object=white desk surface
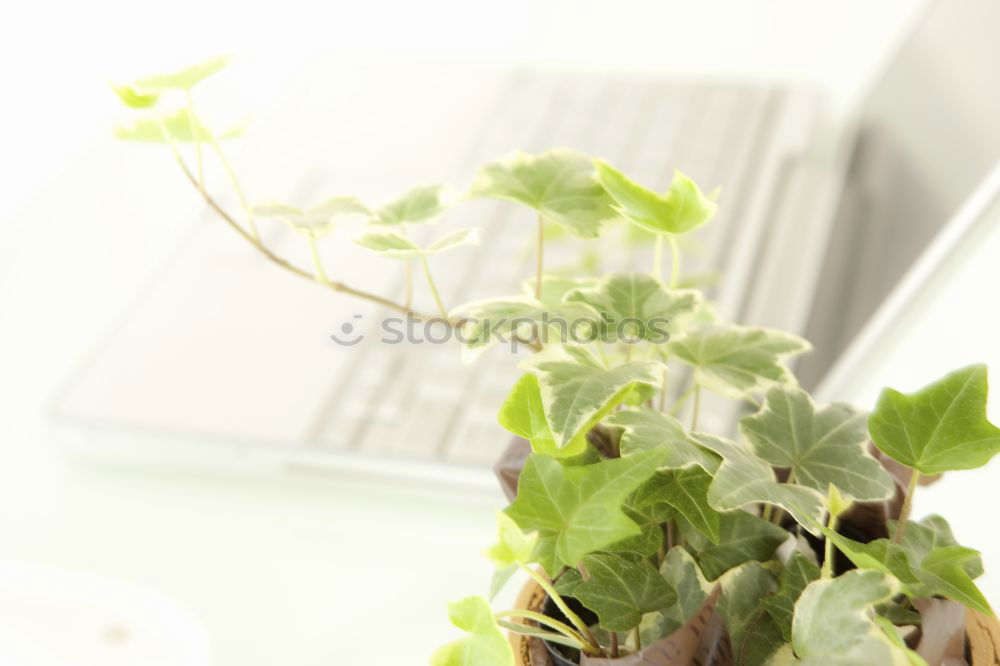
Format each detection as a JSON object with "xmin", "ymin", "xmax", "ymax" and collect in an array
[{"xmin": 0, "ymin": 2, "xmax": 954, "ymax": 663}]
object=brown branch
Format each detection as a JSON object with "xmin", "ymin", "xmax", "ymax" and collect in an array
[
  {"xmin": 171, "ymin": 154, "xmax": 543, "ymax": 353},
  {"xmin": 174, "ymin": 157, "xmax": 436, "ymax": 318}
]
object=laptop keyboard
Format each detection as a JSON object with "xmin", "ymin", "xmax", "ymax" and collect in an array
[{"xmin": 305, "ymin": 69, "xmax": 783, "ymax": 466}]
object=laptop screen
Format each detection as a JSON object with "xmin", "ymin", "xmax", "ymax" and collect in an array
[{"xmin": 799, "ymin": 0, "xmax": 1000, "ymax": 386}]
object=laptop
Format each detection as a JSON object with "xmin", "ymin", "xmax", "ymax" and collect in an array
[{"xmin": 51, "ymin": 0, "xmax": 1000, "ymax": 491}]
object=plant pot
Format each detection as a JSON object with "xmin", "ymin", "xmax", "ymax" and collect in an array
[{"xmin": 508, "ymin": 576, "xmax": 1000, "ymax": 666}]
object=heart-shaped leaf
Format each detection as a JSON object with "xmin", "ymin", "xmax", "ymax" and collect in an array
[
  {"xmin": 370, "ymin": 184, "xmax": 454, "ymax": 226},
  {"xmin": 680, "ymin": 509, "xmax": 789, "ymax": 580},
  {"xmin": 469, "ymin": 149, "xmax": 620, "ymax": 238},
  {"xmin": 605, "ymin": 407, "xmax": 720, "ymax": 473},
  {"xmin": 740, "ymin": 386, "xmax": 895, "ymax": 503},
  {"xmin": 355, "ymin": 228, "xmax": 479, "ymax": 258},
  {"xmin": 254, "ymin": 197, "xmax": 369, "ymax": 238},
  {"xmin": 485, "ymin": 512, "xmax": 538, "ymax": 568},
  {"xmin": 556, "ymin": 552, "xmax": 677, "ymax": 632},
  {"xmin": 693, "ymin": 433, "xmax": 826, "ymax": 533},
  {"xmin": 868, "ymin": 364, "xmax": 1000, "ymax": 475},
  {"xmin": 505, "ymin": 449, "xmax": 669, "ymax": 568},
  {"xmin": 497, "ymin": 373, "xmax": 587, "ymax": 458},
  {"xmin": 669, "ymin": 325, "xmax": 810, "ymax": 399},
  {"xmin": 525, "ymin": 358, "xmax": 663, "ymax": 450},
  {"xmin": 593, "ymin": 161, "xmax": 718, "ymax": 235},
  {"xmin": 779, "ymin": 570, "xmax": 920, "ymax": 665},
  {"xmin": 431, "ymin": 596, "xmax": 514, "ymax": 666},
  {"xmin": 824, "ymin": 516, "xmax": 991, "ymax": 615},
  {"xmin": 564, "ymin": 273, "xmax": 702, "ymax": 343}
]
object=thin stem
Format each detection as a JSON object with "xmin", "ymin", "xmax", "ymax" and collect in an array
[
  {"xmin": 535, "ymin": 214, "xmax": 545, "ymax": 300},
  {"xmin": 761, "ymin": 504, "xmax": 774, "ymax": 523},
  {"xmin": 519, "ymin": 564, "xmax": 602, "ymax": 656},
  {"xmin": 653, "ymin": 234, "xmax": 664, "ymax": 280},
  {"xmin": 185, "ymin": 91, "xmax": 205, "ymax": 193},
  {"xmin": 495, "ymin": 610, "xmax": 587, "ymax": 647},
  {"xmin": 667, "ymin": 234, "xmax": 681, "ymax": 287},
  {"xmin": 610, "ymin": 632, "xmax": 619, "ymax": 658},
  {"xmin": 657, "ymin": 361, "xmax": 670, "ymax": 412},
  {"xmin": 690, "ymin": 384, "xmax": 702, "ymax": 430},
  {"xmin": 669, "ymin": 383, "xmax": 697, "ymax": 416},
  {"xmin": 404, "ymin": 260, "xmax": 414, "ymax": 309},
  {"xmin": 170, "ymin": 153, "xmax": 433, "ymax": 318},
  {"xmin": 822, "ymin": 511, "xmax": 839, "ymax": 579},
  {"xmin": 894, "ymin": 471, "xmax": 920, "ymax": 544},
  {"xmin": 208, "ymin": 137, "xmax": 259, "ymax": 240},
  {"xmin": 307, "ymin": 236, "xmax": 329, "ymax": 284},
  {"xmin": 633, "ymin": 626, "xmax": 641, "ymax": 652},
  {"xmin": 420, "ymin": 255, "xmax": 449, "ymax": 319}
]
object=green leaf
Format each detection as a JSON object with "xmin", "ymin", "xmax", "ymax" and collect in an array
[
  {"xmin": 522, "ymin": 275, "xmax": 598, "ymax": 310},
  {"xmin": 644, "ymin": 548, "xmax": 782, "ymax": 661},
  {"xmin": 115, "ymin": 108, "xmax": 213, "ymax": 143},
  {"xmin": 110, "ymin": 84, "xmax": 159, "ymax": 109},
  {"xmin": 505, "ymin": 449, "xmax": 668, "ymax": 567},
  {"xmin": 681, "ymin": 509, "xmax": 788, "ymax": 580},
  {"xmin": 132, "ymin": 55, "xmax": 231, "ymax": 91},
  {"xmin": 558, "ymin": 552, "xmax": 676, "ymax": 632},
  {"xmin": 868, "ymin": 364, "xmax": 1000, "ymax": 475},
  {"xmin": 740, "ymin": 386, "xmax": 895, "ymax": 503},
  {"xmin": 485, "ymin": 512, "xmax": 538, "ymax": 568},
  {"xmin": 451, "ymin": 295, "xmax": 596, "ymax": 354},
  {"xmin": 254, "ymin": 197, "xmax": 369, "ymax": 238},
  {"xmin": 785, "ymin": 570, "xmax": 918, "ymax": 665},
  {"xmin": 593, "ymin": 161, "xmax": 718, "ymax": 235},
  {"xmin": 669, "ymin": 325, "xmax": 810, "ymax": 399},
  {"xmin": 823, "ymin": 516, "xmax": 992, "ymax": 615},
  {"xmin": 469, "ymin": 149, "xmax": 620, "ymax": 239},
  {"xmin": 605, "ymin": 407, "xmax": 720, "ymax": 473},
  {"xmin": 607, "ymin": 473, "xmax": 676, "ymax": 557},
  {"xmin": 692, "ymin": 433, "xmax": 826, "ymax": 533},
  {"xmin": 354, "ymin": 228, "xmax": 478, "ymax": 258},
  {"xmin": 761, "ymin": 552, "xmax": 821, "ymax": 642},
  {"xmin": 659, "ymin": 467, "xmax": 722, "ymax": 545},
  {"xmin": 431, "ymin": 596, "xmax": 513, "ymax": 666},
  {"xmin": 563, "ymin": 273, "xmax": 701, "ymax": 343},
  {"xmin": 370, "ymin": 184, "xmax": 453, "ymax": 226},
  {"xmin": 716, "ymin": 561, "xmax": 781, "ymax": 662},
  {"xmin": 526, "ymin": 358, "xmax": 663, "ymax": 450},
  {"xmin": 497, "ymin": 374, "xmax": 583, "ymax": 457}
]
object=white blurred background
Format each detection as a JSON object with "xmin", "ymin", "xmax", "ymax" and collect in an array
[{"xmin": 8, "ymin": 1, "xmax": 1000, "ymax": 665}]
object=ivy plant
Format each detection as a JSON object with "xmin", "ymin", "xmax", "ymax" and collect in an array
[{"xmin": 113, "ymin": 57, "xmax": 999, "ymax": 666}]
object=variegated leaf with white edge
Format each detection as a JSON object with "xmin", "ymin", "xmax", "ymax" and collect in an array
[
  {"xmin": 669, "ymin": 325, "xmax": 810, "ymax": 399},
  {"xmin": 740, "ymin": 386, "xmax": 895, "ymax": 503}
]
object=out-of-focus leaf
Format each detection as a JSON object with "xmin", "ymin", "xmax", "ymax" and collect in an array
[
  {"xmin": 564, "ymin": 272, "xmax": 702, "ymax": 343},
  {"xmin": 669, "ymin": 325, "xmax": 810, "ymax": 399},
  {"xmin": 355, "ymin": 228, "xmax": 478, "ymax": 258},
  {"xmin": 681, "ymin": 509, "xmax": 788, "ymax": 580},
  {"xmin": 133, "ymin": 55, "xmax": 231, "ymax": 91},
  {"xmin": 593, "ymin": 161, "xmax": 718, "ymax": 235},
  {"xmin": 370, "ymin": 184, "xmax": 453, "ymax": 225},
  {"xmin": 469, "ymin": 149, "xmax": 621, "ymax": 238},
  {"xmin": 110, "ymin": 84, "xmax": 159, "ymax": 108},
  {"xmin": 431, "ymin": 596, "xmax": 514, "ymax": 666},
  {"xmin": 254, "ymin": 197, "xmax": 369, "ymax": 238},
  {"xmin": 761, "ymin": 552, "xmax": 821, "ymax": 642}
]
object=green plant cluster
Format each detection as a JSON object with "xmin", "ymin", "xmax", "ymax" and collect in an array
[{"xmin": 112, "ymin": 58, "xmax": 1000, "ymax": 666}]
